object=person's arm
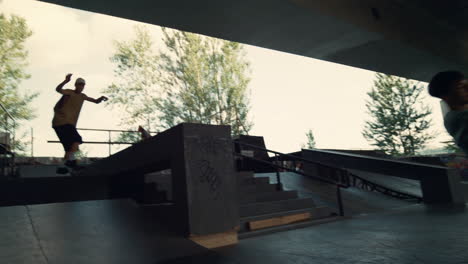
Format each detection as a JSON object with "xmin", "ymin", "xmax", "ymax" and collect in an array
[
  {"xmin": 56, "ymin": 73, "xmax": 73, "ymax": 95},
  {"xmin": 84, "ymin": 95, "xmax": 108, "ymax": 104}
]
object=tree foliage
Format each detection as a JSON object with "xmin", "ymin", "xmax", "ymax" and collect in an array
[
  {"xmin": 362, "ymin": 73, "xmax": 434, "ymax": 156},
  {"xmin": 104, "ymin": 26, "xmax": 252, "ymax": 138},
  {"xmin": 0, "ymin": 14, "xmax": 37, "ymax": 153},
  {"xmin": 103, "ymin": 26, "xmax": 160, "ymax": 134},
  {"xmin": 302, "ymin": 129, "xmax": 316, "ymax": 149},
  {"xmin": 157, "ymin": 28, "xmax": 252, "ymax": 135}
]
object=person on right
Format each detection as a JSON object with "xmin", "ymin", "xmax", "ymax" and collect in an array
[{"xmin": 428, "ymin": 71, "xmax": 468, "ymax": 154}]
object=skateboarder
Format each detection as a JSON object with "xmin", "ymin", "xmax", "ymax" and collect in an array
[
  {"xmin": 428, "ymin": 71, "xmax": 468, "ymax": 154},
  {"xmin": 53, "ymin": 73, "xmax": 108, "ymax": 174}
]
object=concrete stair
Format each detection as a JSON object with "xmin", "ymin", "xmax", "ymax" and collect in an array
[
  {"xmin": 240, "ymin": 197, "xmax": 316, "ymax": 217},
  {"xmin": 241, "ymin": 182, "xmax": 278, "ymax": 193},
  {"xmin": 239, "ymin": 176, "xmax": 270, "ymax": 186},
  {"xmin": 237, "ymin": 171, "xmax": 338, "ymax": 237},
  {"xmin": 240, "ymin": 190, "xmax": 298, "ymax": 204}
]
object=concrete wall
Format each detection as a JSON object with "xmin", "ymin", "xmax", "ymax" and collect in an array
[{"xmin": 79, "ymin": 123, "xmax": 239, "ymax": 236}]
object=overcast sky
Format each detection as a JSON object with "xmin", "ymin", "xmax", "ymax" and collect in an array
[{"xmin": 1, "ymin": 0, "xmax": 451, "ymax": 157}]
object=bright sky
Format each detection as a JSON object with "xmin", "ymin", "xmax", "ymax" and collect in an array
[{"xmin": 1, "ymin": 0, "xmax": 452, "ymax": 157}]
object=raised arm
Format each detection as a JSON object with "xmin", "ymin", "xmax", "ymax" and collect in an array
[
  {"xmin": 84, "ymin": 95, "xmax": 108, "ymax": 104},
  {"xmin": 56, "ymin": 73, "xmax": 73, "ymax": 95}
]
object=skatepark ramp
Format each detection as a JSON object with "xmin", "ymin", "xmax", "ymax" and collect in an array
[
  {"xmin": 300, "ymin": 148, "xmax": 465, "ymax": 204},
  {"xmin": 233, "ymin": 141, "xmax": 419, "ymax": 218},
  {"xmin": 232, "ymin": 135, "xmax": 465, "ymax": 206}
]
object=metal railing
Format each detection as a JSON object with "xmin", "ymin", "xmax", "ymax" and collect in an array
[
  {"xmin": 0, "ymin": 102, "xmax": 16, "ymax": 151},
  {"xmin": 348, "ymin": 173, "xmax": 422, "ymax": 201},
  {"xmin": 234, "ymin": 141, "xmax": 425, "ymax": 216},
  {"xmin": 48, "ymin": 127, "xmax": 158, "ymax": 156},
  {"xmin": 275, "ymin": 149, "xmax": 422, "ymax": 201},
  {"xmin": 0, "ymin": 102, "xmax": 16, "ymax": 177},
  {"xmin": 234, "ymin": 141, "xmax": 348, "ymax": 216}
]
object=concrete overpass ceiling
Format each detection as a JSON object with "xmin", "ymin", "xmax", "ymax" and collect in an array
[
  {"xmin": 406, "ymin": 0, "xmax": 468, "ymax": 31},
  {"xmin": 38, "ymin": 0, "xmax": 468, "ymax": 82}
]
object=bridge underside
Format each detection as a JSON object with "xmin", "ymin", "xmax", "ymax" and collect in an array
[{"xmin": 39, "ymin": 0, "xmax": 468, "ymax": 81}]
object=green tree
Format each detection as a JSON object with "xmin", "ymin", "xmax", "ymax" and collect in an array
[
  {"xmin": 302, "ymin": 129, "xmax": 316, "ymax": 149},
  {"xmin": 158, "ymin": 28, "xmax": 252, "ymax": 135},
  {"xmin": 104, "ymin": 26, "xmax": 253, "ymax": 138},
  {"xmin": 103, "ymin": 25, "xmax": 160, "ymax": 143},
  {"xmin": 0, "ymin": 14, "xmax": 37, "ymax": 153},
  {"xmin": 362, "ymin": 73, "xmax": 434, "ymax": 156}
]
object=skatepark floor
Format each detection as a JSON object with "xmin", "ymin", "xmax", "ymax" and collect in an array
[
  {"xmin": 1, "ymin": 199, "xmax": 468, "ymax": 264},
  {"xmin": 214, "ymin": 204, "xmax": 468, "ymax": 264},
  {"xmin": 4, "ymin": 167, "xmax": 466, "ymax": 263}
]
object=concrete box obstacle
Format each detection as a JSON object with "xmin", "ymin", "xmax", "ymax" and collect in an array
[{"xmin": 78, "ymin": 123, "xmax": 240, "ymax": 245}]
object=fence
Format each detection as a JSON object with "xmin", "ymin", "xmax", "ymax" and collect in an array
[{"xmin": 48, "ymin": 127, "xmax": 158, "ymax": 156}]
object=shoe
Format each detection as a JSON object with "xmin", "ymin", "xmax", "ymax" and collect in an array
[{"xmin": 56, "ymin": 167, "xmax": 69, "ymax": 174}]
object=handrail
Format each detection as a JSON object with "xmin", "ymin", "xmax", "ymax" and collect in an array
[
  {"xmin": 347, "ymin": 172, "xmax": 422, "ymax": 201},
  {"xmin": 288, "ymin": 149, "xmax": 422, "ymax": 201},
  {"xmin": 271, "ymin": 149, "xmax": 422, "ymax": 200},
  {"xmin": 234, "ymin": 140, "xmax": 424, "ymax": 213},
  {"xmin": 234, "ymin": 140, "xmax": 347, "ymax": 216},
  {"xmin": 237, "ymin": 153, "xmax": 347, "ymax": 188},
  {"xmin": 235, "ymin": 141, "xmax": 355, "ymax": 176},
  {"xmin": 47, "ymin": 140, "xmax": 135, "ymax": 145},
  {"xmin": 236, "ymin": 153, "xmax": 346, "ymax": 216},
  {"xmin": 78, "ymin": 127, "xmax": 158, "ymax": 156},
  {"xmin": 48, "ymin": 127, "xmax": 158, "ymax": 156},
  {"xmin": 300, "ymin": 148, "xmax": 447, "ymax": 181},
  {"xmin": 76, "ymin": 128, "xmax": 158, "ymax": 134}
]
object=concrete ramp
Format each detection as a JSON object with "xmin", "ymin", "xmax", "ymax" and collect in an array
[
  {"xmin": 347, "ymin": 169, "xmax": 422, "ymax": 197},
  {"xmin": 0, "ymin": 199, "xmax": 215, "ymax": 264},
  {"xmin": 257, "ymin": 172, "xmax": 417, "ymax": 216},
  {"xmin": 301, "ymin": 148, "xmax": 465, "ymax": 204}
]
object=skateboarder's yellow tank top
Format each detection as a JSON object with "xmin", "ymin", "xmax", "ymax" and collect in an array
[{"xmin": 52, "ymin": 89, "xmax": 86, "ymax": 127}]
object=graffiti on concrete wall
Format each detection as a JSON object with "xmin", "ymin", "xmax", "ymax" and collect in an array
[
  {"xmin": 197, "ymin": 159, "xmax": 222, "ymax": 200},
  {"xmin": 189, "ymin": 136, "xmax": 232, "ymax": 200}
]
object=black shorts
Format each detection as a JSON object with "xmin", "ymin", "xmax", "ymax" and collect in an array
[{"xmin": 53, "ymin": 124, "xmax": 83, "ymax": 152}]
